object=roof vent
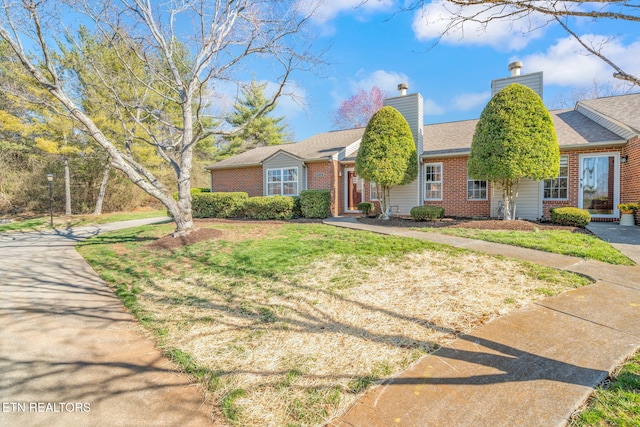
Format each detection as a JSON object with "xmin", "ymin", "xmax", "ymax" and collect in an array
[
  {"xmin": 509, "ymin": 61, "xmax": 523, "ymax": 76},
  {"xmin": 397, "ymin": 83, "xmax": 408, "ymax": 96}
]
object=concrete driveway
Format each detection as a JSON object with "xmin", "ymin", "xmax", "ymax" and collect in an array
[{"xmin": 0, "ymin": 219, "xmax": 215, "ymax": 426}]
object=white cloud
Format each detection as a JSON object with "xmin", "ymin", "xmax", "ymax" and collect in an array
[
  {"xmin": 349, "ymin": 69, "xmax": 411, "ymax": 95},
  {"xmin": 267, "ymin": 81, "xmax": 308, "ymax": 118},
  {"xmin": 296, "ymin": 0, "xmax": 393, "ymax": 27},
  {"xmin": 411, "ymin": 1, "xmax": 547, "ymax": 51},
  {"xmin": 521, "ymin": 35, "xmax": 640, "ymax": 87},
  {"xmin": 451, "ymin": 91, "xmax": 490, "ymax": 110},
  {"xmin": 424, "ymin": 98, "xmax": 446, "ymax": 115}
]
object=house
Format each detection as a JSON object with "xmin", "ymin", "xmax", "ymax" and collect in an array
[{"xmin": 207, "ymin": 63, "xmax": 640, "ymax": 222}]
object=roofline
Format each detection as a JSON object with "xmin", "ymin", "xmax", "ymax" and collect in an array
[
  {"xmin": 206, "ymin": 156, "xmax": 334, "ymax": 171},
  {"xmin": 576, "ymin": 103, "xmax": 638, "ymax": 139},
  {"xmin": 303, "ymin": 157, "xmax": 333, "ymax": 163},
  {"xmin": 558, "ymin": 140, "xmax": 627, "ymax": 151},
  {"xmin": 206, "ymin": 162, "xmax": 262, "ymax": 170},
  {"xmin": 421, "ymin": 139, "xmax": 628, "ymax": 160},
  {"xmin": 263, "ymin": 149, "xmax": 305, "ymax": 164}
]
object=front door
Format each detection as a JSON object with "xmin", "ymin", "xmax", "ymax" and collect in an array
[
  {"xmin": 579, "ymin": 153, "xmax": 620, "ymax": 218},
  {"xmin": 345, "ymin": 169, "xmax": 363, "ymax": 211}
]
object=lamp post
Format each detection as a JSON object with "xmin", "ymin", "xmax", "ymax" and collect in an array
[{"xmin": 47, "ymin": 173, "xmax": 53, "ymax": 227}]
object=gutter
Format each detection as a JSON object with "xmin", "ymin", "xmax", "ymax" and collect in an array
[
  {"xmin": 420, "ymin": 139, "xmax": 628, "ymax": 160},
  {"xmin": 205, "ymin": 163, "xmax": 262, "ymax": 171}
]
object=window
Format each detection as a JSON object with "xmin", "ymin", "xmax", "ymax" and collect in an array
[
  {"xmin": 267, "ymin": 167, "xmax": 298, "ymax": 196},
  {"xmin": 425, "ymin": 163, "xmax": 442, "ymax": 200},
  {"xmin": 544, "ymin": 155, "xmax": 568, "ymax": 199},
  {"xmin": 467, "ymin": 179, "xmax": 487, "ymax": 200},
  {"xmin": 369, "ymin": 182, "xmax": 378, "ymax": 200}
]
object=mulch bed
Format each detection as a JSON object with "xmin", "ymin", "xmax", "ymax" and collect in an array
[{"xmin": 357, "ymin": 216, "xmax": 590, "ymax": 234}]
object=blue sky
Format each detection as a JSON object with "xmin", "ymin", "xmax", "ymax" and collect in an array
[{"xmin": 256, "ymin": 1, "xmax": 640, "ymax": 142}]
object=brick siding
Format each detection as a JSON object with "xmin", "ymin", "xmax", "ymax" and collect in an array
[
  {"xmin": 210, "ymin": 166, "xmax": 263, "ymax": 196},
  {"xmin": 421, "ymin": 156, "xmax": 491, "ymax": 218},
  {"xmin": 209, "ymin": 139, "xmax": 638, "ymax": 221},
  {"xmin": 307, "ymin": 161, "xmax": 339, "ymax": 216}
]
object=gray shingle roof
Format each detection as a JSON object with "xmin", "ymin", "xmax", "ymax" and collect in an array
[
  {"xmin": 207, "ymin": 93, "xmax": 638, "ymax": 168},
  {"xmin": 422, "ymin": 108, "xmax": 627, "ymax": 157},
  {"xmin": 579, "ymin": 93, "xmax": 640, "ymax": 133},
  {"xmin": 206, "ymin": 127, "xmax": 365, "ymax": 170}
]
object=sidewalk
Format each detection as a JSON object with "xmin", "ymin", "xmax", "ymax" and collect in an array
[
  {"xmin": 324, "ymin": 217, "xmax": 640, "ymax": 427},
  {"xmin": 0, "ymin": 218, "xmax": 217, "ymax": 427}
]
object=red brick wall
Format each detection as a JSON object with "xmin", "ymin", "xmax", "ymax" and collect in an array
[
  {"xmin": 307, "ymin": 161, "xmax": 339, "ymax": 216},
  {"xmin": 421, "ymin": 157, "xmax": 491, "ymax": 218},
  {"xmin": 210, "ymin": 166, "xmax": 263, "ymax": 196},
  {"xmin": 621, "ymin": 136, "xmax": 640, "ymax": 223}
]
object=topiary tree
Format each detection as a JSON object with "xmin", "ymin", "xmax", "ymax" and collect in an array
[
  {"xmin": 468, "ymin": 84, "xmax": 559, "ymax": 220},
  {"xmin": 356, "ymin": 106, "xmax": 418, "ymax": 219}
]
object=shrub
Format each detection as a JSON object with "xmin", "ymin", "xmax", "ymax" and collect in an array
[
  {"xmin": 191, "ymin": 192, "xmax": 248, "ymax": 218},
  {"xmin": 357, "ymin": 202, "xmax": 375, "ymax": 216},
  {"xmin": 550, "ymin": 207, "xmax": 591, "ymax": 228},
  {"xmin": 191, "ymin": 187, "xmax": 210, "ymax": 195},
  {"xmin": 241, "ymin": 196, "xmax": 294, "ymax": 220},
  {"xmin": 410, "ymin": 205, "xmax": 444, "ymax": 221},
  {"xmin": 300, "ymin": 190, "xmax": 332, "ymax": 218},
  {"xmin": 291, "ymin": 196, "xmax": 302, "ymax": 218}
]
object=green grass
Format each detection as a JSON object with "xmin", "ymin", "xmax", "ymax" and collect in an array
[
  {"xmin": 76, "ymin": 221, "xmax": 592, "ymax": 425},
  {"xmin": 0, "ymin": 217, "xmax": 49, "ymax": 232},
  {"xmin": 415, "ymin": 227, "xmax": 634, "ymax": 265},
  {"xmin": 0, "ymin": 209, "xmax": 167, "ymax": 232},
  {"xmin": 571, "ymin": 351, "xmax": 640, "ymax": 426}
]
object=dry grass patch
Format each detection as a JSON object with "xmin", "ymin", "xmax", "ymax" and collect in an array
[
  {"xmin": 140, "ymin": 252, "xmax": 586, "ymax": 426},
  {"xmin": 78, "ymin": 222, "xmax": 590, "ymax": 426}
]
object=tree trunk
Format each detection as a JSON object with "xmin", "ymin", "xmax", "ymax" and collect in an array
[
  {"xmin": 501, "ymin": 179, "xmax": 520, "ymax": 221},
  {"xmin": 93, "ymin": 160, "xmax": 111, "ymax": 216},
  {"xmin": 379, "ymin": 185, "xmax": 391, "ymax": 220},
  {"xmin": 64, "ymin": 157, "xmax": 71, "ymax": 216}
]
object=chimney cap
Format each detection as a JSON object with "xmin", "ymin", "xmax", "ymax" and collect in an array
[
  {"xmin": 397, "ymin": 83, "xmax": 409, "ymax": 90},
  {"xmin": 509, "ymin": 61, "xmax": 523, "ymax": 76}
]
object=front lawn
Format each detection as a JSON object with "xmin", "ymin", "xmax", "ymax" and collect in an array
[
  {"xmin": 0, "ymin": 209, "xmax": 167, "ymax": 232},
  {"xmin": 78, "ymin": 220, "xmax": 591, "ymax": 426},
  {"xmin": 571, "ymin": 351, "xmax": 640, "ymax": 426},
  {"xmin": 415, "ymin": 227, "xmax": 634, "ymax": 265}
]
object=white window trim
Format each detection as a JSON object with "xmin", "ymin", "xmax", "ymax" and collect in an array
[
  {"xmin": 369, "ymin": 182, "xmax": 379, "ymax": 201},
  {"xmin": 266, "ymin": 167, "xmax": 299, "ymax": 196},
  {"xmin": 543, "ymin": 155, "xmax": 569, "ymax": 200},
  {"xmin": 467, "ymin": 178, "xmax": 488, "ymax": 200},
  {"xmin": 424, "ymin": 162, "xmax": 443, "ymax": 201}
]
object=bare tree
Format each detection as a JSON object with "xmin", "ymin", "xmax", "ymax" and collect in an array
[
  {"xmin": 552, "ymin": 79, "xmax": 639, "ymax": 109},
  {"xmin": 0, "ymin": 0, "xmax": 318, "ymax": 236},
  {"xmin": 404, "ymin": 0, "xmax": 640, "ymax": 86}
]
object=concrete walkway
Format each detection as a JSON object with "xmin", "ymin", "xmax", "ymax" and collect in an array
[
  {"xmin": 325, "ymin": 217, "xmax": 640, "ymax": 427},
  {"xmin": 0, "ymin": 218, "xmax": 216, "ymax": 427}
]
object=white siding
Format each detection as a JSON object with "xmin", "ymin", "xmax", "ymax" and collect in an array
[
  {"xmin": 491, "ymin": 72, "xmax": 543, "ymax": 99},
  {"xmin": 384, "ymin": 92, "xmax": 424, "ymax": 212},
  {"xmin": 389, "ymin": 182, "xmax": 420, "ymax": 215},
  {"xmin": 491, "ymin": 179, "xmax": 542, "ymax": 220}
]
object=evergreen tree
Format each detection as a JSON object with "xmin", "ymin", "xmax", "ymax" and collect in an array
[
  {"xmin": 468, "ymin": 83, "xmax": 559, "ymax": 220},
  {"xmin": 218, "ymin": 81, "xmax": 289, "ymax": 159},
  {"xmin": 355, "ymin": 106, "xmax": 418, "ymax": 219}
]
